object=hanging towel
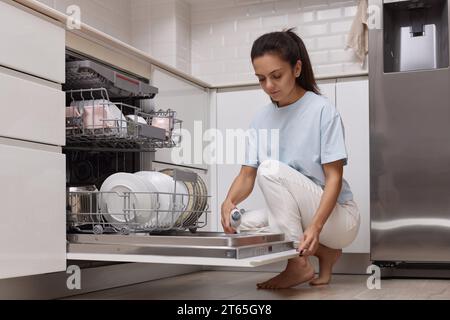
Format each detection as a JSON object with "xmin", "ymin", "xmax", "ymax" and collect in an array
[{"xmin": 346, "ymin": 0, "xmax": 369, "ymax": 65}]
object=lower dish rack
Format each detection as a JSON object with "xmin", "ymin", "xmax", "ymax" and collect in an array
[
  {"xmin": 67, "ymin": 169, "xmax": 209, "ymax": 234},
  {"xmin": 66, "ymin": 169, "xmax": 298, "ymax": 266}
]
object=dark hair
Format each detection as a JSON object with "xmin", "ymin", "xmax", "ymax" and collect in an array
[{"xmin": 251, "ymin": 27, "xmax": 320, "ymax": 95}]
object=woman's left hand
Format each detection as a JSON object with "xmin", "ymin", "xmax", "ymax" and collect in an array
[{"xmin": 297, "ymin": 224, "xmax": 321, "ymax": 256}]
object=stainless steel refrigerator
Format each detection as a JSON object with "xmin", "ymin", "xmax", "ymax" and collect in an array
[{"xmin": 369, "ymin": 0, "xmax": 450, "ymax": 273}]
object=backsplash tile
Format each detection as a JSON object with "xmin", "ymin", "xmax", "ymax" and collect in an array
[
  {"xmin": 190, "ymin": 0, "xmax": 367, "ymax": 85},
  {"xmin": 317, "ymin": 8, "xmax": 342, "ymax": 21},
  {"xmin": 299, "ymin": 23, "xmax": 329, "ymax": 37},
  {"xmin": 37, "ymin": 0, "xmax": 367, "ymax": 85},
  {"xmin": 317, "ymin": 35, "xmax": 344, "ymax": 49}
]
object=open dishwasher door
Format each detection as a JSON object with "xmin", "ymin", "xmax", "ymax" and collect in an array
[{"xmin": 67, "ymin": 232, "xmax": 298, "ymax": 268}]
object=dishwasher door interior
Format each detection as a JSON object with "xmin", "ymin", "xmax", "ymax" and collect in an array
[{"xmin": 67, "ymin": 232, "xmax": 298, "ymax": 268}]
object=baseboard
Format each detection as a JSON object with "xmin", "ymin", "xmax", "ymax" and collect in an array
[{"xmin": 0, "ymin": 261, "xmax": 201, "ymax": 300}]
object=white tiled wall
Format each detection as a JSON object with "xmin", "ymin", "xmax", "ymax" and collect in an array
[
  {"xmin": 37, "ymin": 0, "xmax": 132, "ymax": 43},
  {"xmin": 175, "ymin": 0, "xmax": 192, "ymax": 74},
  {"xmin": 37, "ymin": 0, "xmax": 366, "ymax": 85},
  {"xmin": 190, "ymin": 0, "xmax": 367, "ymax": 85},
  {"xmin": 130, "ymin": 0, "xmax": 191, "ymax": 74},
  {"xmin": 131, "ymin": 0, "xmax": 152, "ymax": 54}
]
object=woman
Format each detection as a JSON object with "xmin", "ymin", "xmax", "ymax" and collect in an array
[{"xmin": 220, "ymin": 28, "xmax": 361, "ymax": 289}]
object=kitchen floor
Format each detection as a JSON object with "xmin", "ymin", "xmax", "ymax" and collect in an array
[{"xmin": 64, "ymin": 271, "xmax": 450, "ymax": 300}]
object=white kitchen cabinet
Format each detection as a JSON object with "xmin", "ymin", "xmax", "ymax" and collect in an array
[
  {"xmin": 0, "ymin": 140, "xmax": 66, "ymax": 279},
  {"xmin": 0, "ymin": 1, "xmax": 67, "ymax": 280},
  {"xmin": 0, "ymin": 0, "xmax": 65, "ymax": 83},
  {"xmin": 151, "ymin": 66, "xmax": 209, "ymax": 171},
  {"xmin": 336, "ymin": 77, "xmax": 370, "ymax": 253},
  {"xmin": 317, "ymin": 79, "xmax": 336, "ymax": 105},
  {"xmin": 319, "ymin": 77, "xmax": 370, "ymax": 253},
  {"xmin": 216, "ymin": 87, "xmax": 272, "ymax": 231},
  {"xmin": 0, "ymin": 68, "xmax": 65, "ymax": 146}
]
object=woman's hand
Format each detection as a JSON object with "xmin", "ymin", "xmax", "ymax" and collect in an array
[
  {"xmin": 297, "ymin": 224, "xmax": 322, "ymax": 256},
  {"xmin": 221, "ymin": 199, "xmax": 237, "ymax": 234}
]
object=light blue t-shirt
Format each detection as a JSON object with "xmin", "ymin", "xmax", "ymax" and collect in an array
[{"xmin": 243, "ymin": 90, "xmax": 353, "ymax": 204}]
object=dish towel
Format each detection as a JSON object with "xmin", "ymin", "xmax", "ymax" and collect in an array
[{"xmin": 346, "ymin": 0, "xmax": 369, "ymax": 65}]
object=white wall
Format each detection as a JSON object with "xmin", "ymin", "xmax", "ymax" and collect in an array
[
  {"xmin": 38, "ymin": 0, "xmax": 366, "ymax": 84},
  {"xmin": 130, "ymin": 0, "xmax": 191, "ymax": 74},
  {"xmin": 37, "ymin": 0, "xmax": 132, "ymax": 43},
  {"xmin": 150, "ymin": 66, "xmax": 209, "ymax": 170},
  {"xmin": 190, "ymin": 0, "xmax": 367, "ymax": 85},
  {"xmin": 175, "ymin": 0, "xmax": 192, "ymax": 74}
]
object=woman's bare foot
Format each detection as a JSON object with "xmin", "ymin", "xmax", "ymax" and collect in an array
[
  {"xmin": 309, "ymin": 244, "xmax": 342, "ymax": 286},
  {"xmin": 257, "ymin": 256, "xmax": 315, "ymax": 289}
]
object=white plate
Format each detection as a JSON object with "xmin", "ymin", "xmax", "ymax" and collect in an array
[
  {"xmin": 126, "ymin": 115, "xmax": 147, "ymax": 124},
  {"xmin": 158, "ymin": 168, "xmax": 197, "ymax": 228},
  {"xmin": 135, "ymin": 171, "xmax": 187, "ymax": 228},
  {"xmin": 184, "ymin": 174, "xmax": 208, "ymax": 227},
  {"xmin": 131, "ymin": 172, "xmax": 159, "ymax": 227},
  {"xmin": 99, "ymin": 173, "xmax": 155, "ymax": 229},
  {"xmin": 97, "ymin": 100, "xmax": 127, "ymax": 134},
  {"xmin": 76, "ymin": 99, "xmax": 127, "ymax": 133}
]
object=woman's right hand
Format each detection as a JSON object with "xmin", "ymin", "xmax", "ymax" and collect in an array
[
  {"xmin": 220, "ymin": 166, "xmax": 257, "ymax": 234},
  {"xmin": 221, "ymin": 199, "xmax": 237, "ymax": 234}
]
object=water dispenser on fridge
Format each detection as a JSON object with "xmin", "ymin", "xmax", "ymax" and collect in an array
[{"xmin": 383, "ymin": 0, "xmax": 449, "ymax": 72}]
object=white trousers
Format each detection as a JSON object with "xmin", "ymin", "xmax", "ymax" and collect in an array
[{"xmin": 239, "ymin": 159, "xmax": 360, "ymax": 250}]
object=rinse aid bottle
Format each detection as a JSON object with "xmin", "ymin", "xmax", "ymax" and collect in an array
[{"xmin": 229, "ymin": 208, "xmax": 246, "ymax": 230}]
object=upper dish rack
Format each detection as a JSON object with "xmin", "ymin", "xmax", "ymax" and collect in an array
[
  {"xmin": 64, "ymin": 59, "xmax": 158, "ymax": 99},
  {"xmin": 65, "ymin": 88, "xmax": 182, "ymax": 152}
]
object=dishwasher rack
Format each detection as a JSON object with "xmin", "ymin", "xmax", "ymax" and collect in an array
[
  {"xmin": 65, "ymin": 88, "xmax": 182, "ymax": 152},
  {"xmin": 65, "ymin": 59, "xmax": 158, "ymax": 99},
  {"xmin": 67, "ymin": 169, "xmax": 210, "ymax": 234}
]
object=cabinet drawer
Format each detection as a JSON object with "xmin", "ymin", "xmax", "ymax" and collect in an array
[
  {"xmin": 0, "ymin": 1, "xmax": 65, "ymax": 83},
  {"xmin": 0, "ymin": 70, "xmax": 65, "ymax": 146},
  {"xmin": 0, "ymin": 142, "xmax": 66, "ymax": 279}
]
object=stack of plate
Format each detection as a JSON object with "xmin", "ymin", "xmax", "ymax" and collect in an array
[
  {"xmin": 134, "ymin": 171, "xmax": 187, "ymax": 228},
  {"xmin": 159, "ymin": 168, "xmax": 208, "ymax": 229},
  {"xmin": 99, "ymin": 171, "xmax": 190, "ymax": 230},
  {"xmin": 99, "ymin": 173, "xmax": 155, "ymax": 229}
]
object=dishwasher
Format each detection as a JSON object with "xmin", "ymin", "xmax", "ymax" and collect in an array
[{"xmin": 63, "ymin": 50, "xmax": 297, "ymax": 268}]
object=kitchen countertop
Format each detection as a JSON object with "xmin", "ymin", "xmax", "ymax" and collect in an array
[{"xmin": 13, "ymin": 0, "xmax": 368, "ymax": 89}]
